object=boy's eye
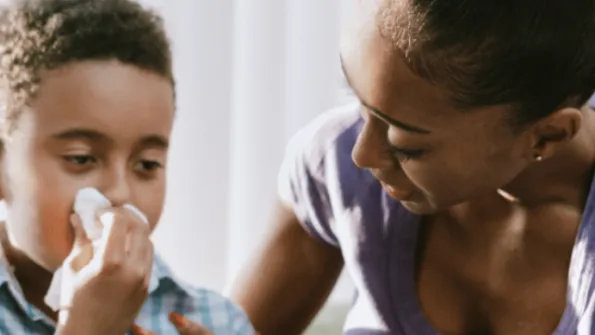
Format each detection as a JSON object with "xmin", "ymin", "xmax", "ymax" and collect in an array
[
  {"xmin": 136, "ymin": 160, "xmax": 163, "ymax": 171},
  {"xmin": 63, "ymin": 155, "xmax": 97, "ymax": 165}
]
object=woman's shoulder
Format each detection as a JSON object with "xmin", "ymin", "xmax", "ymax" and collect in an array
[
  {"xmin": 279, "ymin": 102, "xmax": 374, "ymax": 203},
  {"xmin": 284, "ymin": 103, "xmax": 362, "ymax": 171}
]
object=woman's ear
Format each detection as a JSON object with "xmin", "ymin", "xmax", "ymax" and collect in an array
[{"xmin": 527, "ymin": 107, "xmax": 582, "ymax": 160}]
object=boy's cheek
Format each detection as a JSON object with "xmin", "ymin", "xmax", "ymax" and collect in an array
[
  {"xmin": 9, "ymin": 176, "xmax": 78, "ymax": 269},
  {"xmin": 36, "ymin": 200, "xmax": 77, "ymax": 269},
  {"xmin": 4, "ymin": 208, "xmax": 72, "ymax": 271},
  {"xmin": 137, "ymin": 183, "xmax": 166, "ymax": 233}
]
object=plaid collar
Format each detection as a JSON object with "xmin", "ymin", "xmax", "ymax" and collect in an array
[{"xmin": 0, "ymin": 246, "xmax": 188, "ymax": 326}]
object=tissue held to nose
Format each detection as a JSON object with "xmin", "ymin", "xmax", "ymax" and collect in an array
[
  {"xmin": 73, "ymin": 188, "xmax": 111, "ymax": 241},
  {"xmin": 44, "ymin": 187, "xmax": 150, "ymax": 311},
  {"xmin": 74, "ymin": 188, "xmax": 148, "ymax": 240}
]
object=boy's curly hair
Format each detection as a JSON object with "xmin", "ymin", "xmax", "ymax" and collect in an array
[{"xmin": 0, "ymin": 0, "xmax": 173, "ymax": 133}]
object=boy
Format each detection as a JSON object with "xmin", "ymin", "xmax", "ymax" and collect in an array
[{"xmin": 0, "ymin": 0, "xmax": 254, "ymax": 334}]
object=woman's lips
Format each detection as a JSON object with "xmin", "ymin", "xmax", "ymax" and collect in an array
[{"xmin": 380, "ymin": 181, "xmax": 412, "ymax": 201}]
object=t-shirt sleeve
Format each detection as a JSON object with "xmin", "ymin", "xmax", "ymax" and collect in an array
[
  {"xmin": 277, "ymin": 103, "xmax": 364, "ymax": 248},
  {"xmin": 277, "ymin": 127, "xmax": 339, "ymax": 247}
]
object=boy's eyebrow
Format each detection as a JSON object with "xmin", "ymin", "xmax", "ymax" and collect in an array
[
  {"xmin": 52, "ymin": 128, "xmax": 108, "ymax": 141},
  {"xmin": 139, "ymin": 135, "xmax": 169, "ymax": 149},
  {"xmin": 51, "ymin": 128, "xmax": 169, "ymax": 148}
]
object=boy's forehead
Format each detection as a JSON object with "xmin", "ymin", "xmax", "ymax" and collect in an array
[
  {"xmin": 29, "ymin": 61, "xmax": 174, "ymax": 141},
  {"xmin": 36, "ymin": 61, "xmax": 174, "ymax": 108}
]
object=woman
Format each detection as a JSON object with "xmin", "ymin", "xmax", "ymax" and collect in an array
[{"xmin": 229, "ymin": 0, "xmax": 595, "ymax": 334}]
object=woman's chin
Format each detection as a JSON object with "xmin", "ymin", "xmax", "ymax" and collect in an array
[{"xmin": 399, "ymin": 199, "xmax": 439, "ymax": 215}]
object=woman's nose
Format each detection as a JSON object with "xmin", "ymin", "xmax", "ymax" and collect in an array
[{"xmin": 352, "ymin": 118, "xmax": 393, "ymax": 170}]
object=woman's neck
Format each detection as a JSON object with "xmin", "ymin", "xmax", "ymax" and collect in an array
[{"xmin": 502, "ymin": 112, "xmax": 595, "ymax": 210}]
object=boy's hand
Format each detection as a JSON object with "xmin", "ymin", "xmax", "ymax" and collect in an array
[
  {"xmin": 131, "ymin": 313, "xmax": 214, "ymax": 335},
  {"xmin": 55, "ymin": 207, "xmax": 154, "ymax": 335},
  {"xmin": 169, "ymin": 312, "xmax": 215, "ymax": 335}
]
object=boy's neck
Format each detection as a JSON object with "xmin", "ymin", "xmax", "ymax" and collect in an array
[{"xmin": 0, "ymin": 223, "xmax": 57, "ymax": 320}]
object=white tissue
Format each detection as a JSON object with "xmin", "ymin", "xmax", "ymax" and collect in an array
[{"xmin": 44, "ymin": 187, "xmax": 149, "ymax": 311}]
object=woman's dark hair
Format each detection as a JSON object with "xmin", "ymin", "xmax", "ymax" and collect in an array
[
  {"xmin": 379, "ymin": 0, "xmax": 595, "ymax": 127},
  {"xmin": 0, "ymin": 0, "xmax": 173, "ymax": 132}
]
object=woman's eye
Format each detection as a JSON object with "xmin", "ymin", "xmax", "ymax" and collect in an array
[
  {"xmin": 388, "ymin": 147, "xmax": 425, "ymax": 162},
  {"xmin": 63, "ymin": 155, "xmax": 97, "ymax": 165}
]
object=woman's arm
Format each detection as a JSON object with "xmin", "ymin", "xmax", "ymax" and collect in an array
[{"xmin": 228, "ymin": 200, "xmax": 344, "ymax": 335}]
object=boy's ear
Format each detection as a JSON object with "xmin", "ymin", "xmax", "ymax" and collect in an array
[
  {"xmin": 0, "ymin": 88, "xmax": 9, "ymax": 201},
  {"xmin": 0, "ymin": 140, "xmax": 5, "ymax": 201}
]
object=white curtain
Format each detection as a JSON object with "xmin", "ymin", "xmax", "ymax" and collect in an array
[
  {"xmin": 149, "ymin": 0, "xmax": 357, "ymax": 306},
  {"xmin": 0, "ymin": 0, "xmax": 356, "ymax": 306}
]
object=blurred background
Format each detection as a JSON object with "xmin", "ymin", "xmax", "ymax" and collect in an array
[{"xmin": 140, "ymin": 0, "xmax": 356, "ymax": 333}]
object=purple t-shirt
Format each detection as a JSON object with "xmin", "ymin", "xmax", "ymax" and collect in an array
[{"xmin": 278, "ymin": 103, "xmax": 595, "ymax": 335}]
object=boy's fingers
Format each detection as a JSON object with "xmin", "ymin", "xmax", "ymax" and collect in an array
[
  {"xmin": 66, "ymin": 213, "xmax": 94, "ymax": 271},
  {"xmin": 169, "ymin": 312, "xmax": 214, "ymax": 335},
  {"xmin": 68, "ymin": 242, "xmax": 94, "ymax": 272},
  {"xmin": 70, "ymin": 213, "xmax": 90, "ymax": 246},
  {"xmin": 131, "ymin": 324, "xmax": 158, "ymax": 335}
]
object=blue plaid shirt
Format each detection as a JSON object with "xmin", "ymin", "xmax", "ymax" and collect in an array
[{"xmin": 0, "ymin": 250, "xmax": 255, "ymax": 335}]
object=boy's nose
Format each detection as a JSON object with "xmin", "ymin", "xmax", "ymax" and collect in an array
[{"xmin": 98, "ymin": 171, "xmax": 132, "ymax": 207}]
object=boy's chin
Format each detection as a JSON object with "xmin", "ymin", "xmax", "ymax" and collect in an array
[
  {"xmin": 2, "ymin": 226, "xmax": 65, "ymax": 272},
  {"xmin": 20, "ymin": 247, "xmax": 65, "ymax": 273}
]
